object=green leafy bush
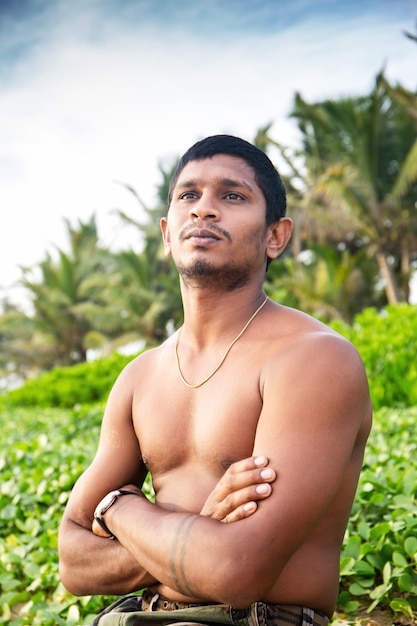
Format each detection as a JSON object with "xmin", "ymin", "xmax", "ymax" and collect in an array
[
  {"xmin": 1, "ymin": 353, "xmax": 136, "ymax": 409},
  {"xmin": 330, "ymin": 304, "xmax": 417, "ymax": 410},
  {"xmin": 0, "ymin": 404, "xmax": 154, "ymax": 625},
  {"xmin": 337, "ymin": 406, "xmax": 417, "ymax": 623},
  {"xmin": 0, "ymin": 404, "xmax": 105, "ymax": 625},
  {"xmin": 1, "ymin": 403, "xmax": 416, "ymax": 624}
]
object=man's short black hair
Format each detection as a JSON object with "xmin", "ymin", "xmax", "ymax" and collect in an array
[{"xmin": 168, "ymin": 134, "xmax": 287, "ymax": 226}]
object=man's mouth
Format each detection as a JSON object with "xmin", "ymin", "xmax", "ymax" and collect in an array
[{"xmin": 185, "ymin": 228, "xmax": 221, "ymax": 241}]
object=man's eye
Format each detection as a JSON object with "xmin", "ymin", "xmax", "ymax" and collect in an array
[
  {"xmin": 224, "ymin": 192, "xmax": 244, "ymax": 200},
  {"xmin": 179, "ymin": 192, "xmax": 198, "ymax": 200}
]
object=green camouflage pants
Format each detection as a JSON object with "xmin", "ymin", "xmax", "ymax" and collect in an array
[{"xmin": 90, "ymin": 591, "xmax": 329, "ymax": 626}]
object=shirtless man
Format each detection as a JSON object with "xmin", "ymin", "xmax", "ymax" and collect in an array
[{"xmin": 58, "ymin": 135, "xmax": 372, "ymax": 625}]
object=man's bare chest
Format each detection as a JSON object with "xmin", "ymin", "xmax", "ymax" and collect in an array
[{"xmin": 132, "ymin": 373, "xmax": 263, "ymax": 479}]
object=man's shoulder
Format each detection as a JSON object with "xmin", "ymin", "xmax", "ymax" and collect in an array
[
  {"xmin": 263, "ymin": 303, "xmax": 366, "ymax": 382},
  {"xmin": 265, "ymin": 303, "xmax": 351, "ymax": 347},
  {"xmin": 260, "ymin": 306, "xmax": 372, "ymax": 435}
]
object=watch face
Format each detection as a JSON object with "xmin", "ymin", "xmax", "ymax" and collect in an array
[{"xmin": 99, "ymin": 490, "xmax": 121, "ymax": 515}]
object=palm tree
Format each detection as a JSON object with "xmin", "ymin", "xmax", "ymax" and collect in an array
[
  {"xmin": 265, "ymin": 243, "xmax": 381, "ymax": 323},
  {"xmin": 112, "ymin": 246, "xmax": 182, "ymax": 347},
  {"xmin": 0, "ymin": 297, "xmax": 38, "ymax": 382},
  {"xmin": 255, "ymin": 125, "xmax": 382, "ymax": 318},
  {"xmin": 17, "ymin": 215, "xmax": 117, "ymax": 368},
  {"xmin": 262, "ymin": 73, "xmax": 417, "ymax": 305},
  {"xmin": 111, "ymin": 164, "xmax": 183, "ymax": 346}
]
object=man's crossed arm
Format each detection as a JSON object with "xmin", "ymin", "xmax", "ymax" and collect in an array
[{"xmin": 59, "ymin": 456, "xmax": 276, "ymax": 597}]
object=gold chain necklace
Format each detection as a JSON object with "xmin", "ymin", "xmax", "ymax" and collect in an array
[{"xmin": 175, "ymin": 295, "xmax": 268, "ymax": 389}]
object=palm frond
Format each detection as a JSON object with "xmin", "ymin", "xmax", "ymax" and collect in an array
[{"xmin": 390, "ymin": 138, "xmax": 417, "ymax": 199}]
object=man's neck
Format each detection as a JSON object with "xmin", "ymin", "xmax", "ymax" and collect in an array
[{"xmin": 179, "ymin": 284, "xmax": 267, "ymax": 348}]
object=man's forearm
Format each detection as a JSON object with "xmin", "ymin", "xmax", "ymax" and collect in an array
[
  {"xmin": 63, "ymin": 456, "xmax": 277, "ymax": 601},
  {"xmin": 103, "ymin": 493, "xmax": 277, "ymax": 606},
  {"xmin": 58, "ymin": 519, "xmax": 158, "ymax": 596}
]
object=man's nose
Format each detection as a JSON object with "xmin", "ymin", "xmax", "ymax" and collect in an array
[{"xmin": 189, "ymin": 194, "xmax": 220, "ymax": 220}]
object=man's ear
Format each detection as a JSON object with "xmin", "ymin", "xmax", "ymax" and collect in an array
[
  {"xmin": 266, "ymin": 217, "xmax": 293, "ymax": 261},
  {"xmin": 160, "ymin": 217, "xmax": 172, "ymax": 257}
]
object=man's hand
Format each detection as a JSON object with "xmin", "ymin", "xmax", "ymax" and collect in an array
[{"xmin": 200, "ymin": 456, "xmax": 276, "ymax": 522}]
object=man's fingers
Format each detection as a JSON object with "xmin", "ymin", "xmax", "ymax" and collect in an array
[
  {"xmin": 200, "ymin": 456, "xmax": 276, "ymax": 520},
  {"xmin": 216, "ymin": 482, "xmax": 273, "ymax": 521},
  {"xmin": 223, "ymin": 500, "xmax": 258, "ymax": 523},
  {"xmin": 218, "ymin": 458, "xmax": 276, "ymax": 496}
]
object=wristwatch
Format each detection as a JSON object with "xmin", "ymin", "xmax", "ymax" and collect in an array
[{"xmin": 94, "ymin": 489, "xmax": 138, "ymax": 539}]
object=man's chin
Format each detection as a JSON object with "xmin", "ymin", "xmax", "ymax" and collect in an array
[
  {"xmin": 176, "ymin": 260, "xmax": 251, "ymax": 291},
  {"xmin": 177, "ymin": 258, "xmax": 217, "ymax": 277}
]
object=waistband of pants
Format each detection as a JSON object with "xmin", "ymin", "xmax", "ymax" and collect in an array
[
  {"xmin": 142, "ymin": 589, "xmax": 217, "ymax": 611},
  {"xmin": 141, "ymin": 590, "xmax": 330, "ymax": 626}
]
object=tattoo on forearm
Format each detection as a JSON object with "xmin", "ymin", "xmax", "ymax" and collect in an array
[
  {"xmin": 169, "ymin": 514, "xmax": 192, "ymax": 592},
  {"xmin": 179, "ymin": 515, "xmax": 200, "ymax": 597},
  {"xmin": 170, "ymin": 514, "xmax": 200, "ymax": 597}
]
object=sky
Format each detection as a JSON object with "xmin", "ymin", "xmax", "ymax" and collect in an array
[{"xmin": 0, "ymin": 0, "xmax": 416, "ymax": 306}]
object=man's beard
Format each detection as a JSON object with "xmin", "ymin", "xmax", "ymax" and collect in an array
[{"xmin": 176, "ymin": 258, "xmax": 254, "ymax": 291}]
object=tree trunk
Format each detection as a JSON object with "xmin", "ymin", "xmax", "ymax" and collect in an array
[
  {"xmin": 400, "ymin": 242, "xmax": 411, "ymax": 302},
  {"xmin": 376, "ymin": 251, "xmax": 401, "ymax": 304}
]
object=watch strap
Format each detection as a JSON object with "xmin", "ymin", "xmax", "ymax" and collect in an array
[
  {"xmin": 94, "ymin": 515, "xmax": 116, "ymax": 539},
  {"xmin": 116, "ymin": 489, "xmax": 140, "ymax": 498}
]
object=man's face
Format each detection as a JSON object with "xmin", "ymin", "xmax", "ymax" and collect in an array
[{"xmin": 161, "ymin": 155, "xmax": 270, "ymax": 290}]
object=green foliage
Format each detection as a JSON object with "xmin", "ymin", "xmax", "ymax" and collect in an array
[
  {"xmin": 1, "ymin": 403, "xmax": 416, "ymax": 624},
  {"xmin": 262, "ymin": 74, "xmax": 417, "ymax": 307},
  {"xmin": 266, "ymin": 243, "xmax": 381, "ymax": 324},
  {"xmin": 0, "ymin": 404, "xmax": 102, "ymax": 624},
  {"xmin": 0, "ymin": 404, "xmax": 154, "ymax": 625},
  {"xmin": 330, "ymin": 304, "xmax": 417, "ymax": 410},
  {"xmin": 337, "ymin": 406, "xmax": 417, "ymax": 622},
  {"xmin": 17, "ymin": 215, "xmax": 120, "ymax": 369},
  {"xmin": 1, "ymin": 353, "xmax": 136, "ymax": 409}
]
